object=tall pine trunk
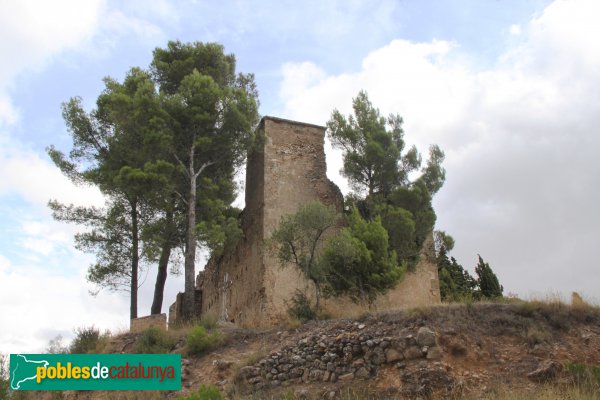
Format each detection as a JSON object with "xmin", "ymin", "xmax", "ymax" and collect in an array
[
  {"xmin": 183, "ymin": 142, "xmax": 197, "ymax": 321},
  {"xmin": 130, "ymin": 201, "xmax": 139, "ymax": 320},
  {"xmin": 150, "ymin": 210, "xmax": 173, "ymax": 315}
]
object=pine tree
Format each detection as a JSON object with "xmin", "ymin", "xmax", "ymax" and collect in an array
[
  {"xmin": 475, "ymin": 255, "xmax": 503, "ymax": 299},
  {"xmin": 151, "ymin": 41, "xmax": 259, "ymax": 321},
  {"xmin": 49, "ymin": 42, "xmax": 259, "ymax": 320},
  {"xmin": 436, "ymin": 246, "xmax": 477, "ymax": 301},
  {"xmin": 327, "ymin": 91, "xmax": 420, "ymax": 197},
  {"xmin": 327, "ymin": 91, "xmax": 445, "ymax": 271}
]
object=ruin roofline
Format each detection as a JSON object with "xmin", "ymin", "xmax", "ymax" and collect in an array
[{"xmin": 260, "ymin": 115, "xmax": 326, "ymax": 130}]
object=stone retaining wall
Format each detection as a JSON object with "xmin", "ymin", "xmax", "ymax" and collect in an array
[
  {"xmin": 130, "ymin": 313, "xmax": 167, "ymax": 333},
  {"xmin": 239, "ymin": 325, "xmax": 442, "ymax": 390}
]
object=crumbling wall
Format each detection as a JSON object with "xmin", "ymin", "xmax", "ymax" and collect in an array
[
  {"xmin": 199, "ymin": 117, "xmax": 343, "ymax": 327},
  {"xmin": 323, "ymin": 234, "xmax": 441, "ymax": 318},
  {"xmin": 190, "ymin": 115, "xmax": 439, "ymax": 328},
  {"xmin": 199, "ymin": 125, "xmax": 267, "ymax": 326},
  {"xmin": 260, "ymin": 117, "xmax": 344, "ymax": 325},
  {"xmin": 130, "ymin": 314, "xmax": 167, "ymax": 333},
  {"xmin": 237, "ymin": 325, "xmax": 443, "ymax": 391}
]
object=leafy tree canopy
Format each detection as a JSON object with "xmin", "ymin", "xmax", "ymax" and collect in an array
[
  {"xmin": 48, "ymin": 41, "xmax": 259, "ymax": 320},
  {"xmin": 328, "ymin": 91, "xmax": 445, "ymax": 270},
  {"xmin": 327, "ymin": 90, "xmax": 420, "ymax": 197},
  {"xmin": 322, "ymin": 208, "xmax": 404, "ymax": 304}
]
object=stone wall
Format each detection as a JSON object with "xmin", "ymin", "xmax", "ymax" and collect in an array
[
  {"xmin": 198, "ymin": 117, "xmax": 343, "ymax": 327},
  {"xmin": 130, "ymin": 314, "xmax": 167, "ymax": 333},
  {"xmin": 178, "ymin": 115, "xmax": 440, "ymax": 328},
  {"xmin": 168, "ymin": 290, "xmax": 202, "ymax": 326},
  {"xmin": 260, "ymin": 117, "xmax": 344, "ymax": 325},
  {"xmin": 237, "ymin": 325, "xmax": 444, "ymax": 391},
  {"xmin": 324, "ymin": 234, "xmax": 441, "ymax": 318}
]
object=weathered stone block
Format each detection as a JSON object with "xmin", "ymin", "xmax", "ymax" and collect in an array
[
  {"xmin": 426, "ymin": 346, "xmax": 442, "ymax": 360},
  {"xmin": 417, "ymin": 327, "xmax": 436, "ymax": 347},
  {"xmin": 130, "ymin": 314, "xmax": 166, "ymax": 333},
  {"xmin": 404, "ymin": 346, "xmax": 424, "ymax": 360},
  {"xmin": 385, "ymin": 348, "xmax": 404, "ymax": 363}
]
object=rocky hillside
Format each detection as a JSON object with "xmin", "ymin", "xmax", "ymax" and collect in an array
[{"xmin": 33, "ymin": 301, "xmax": 600, "ymax": 399}]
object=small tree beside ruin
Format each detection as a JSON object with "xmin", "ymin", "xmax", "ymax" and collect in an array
[
  {"xmin": 321, "ymin": 207, "xmax": 404, "ymax": 305},
  {"xmin": 271, "ymin": 202, "xmax": 338, "ymax": 314},
  {"xmin": 272, "ymin": 202, "xmax": 405, "ymax": 317}
]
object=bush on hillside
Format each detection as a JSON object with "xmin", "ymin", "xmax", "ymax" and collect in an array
[
  {"xmin": 287, "ymin": 290, "xmax": 316, "ymax": 323},
  {"xmin": 187, "ymin": 326, "xmax": 220, "ymax": 355},
  {"xmin": 178, "ymin": 384, "xmax": 223, "ymax": 400},
  {"xmin": 70, "ymin": 326, "xmax": 109, "ymax": 354},
  {"xmin": 135, "ymin": 327, "xmax": 176, "ymax": 354}
]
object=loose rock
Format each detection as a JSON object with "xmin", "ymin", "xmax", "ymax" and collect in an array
[
  {"xmin": 527, "ymin": 360, "xmax": 563, "ymax": 382},
  {"xmin": 417, "ymin": 327, "xmax": 436, "ymax": 347}
]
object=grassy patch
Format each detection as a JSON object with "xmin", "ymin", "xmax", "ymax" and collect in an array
[
  {"xmin": 461, "ymin": 384, "xmax": 600, "ymax": 400},
  {"xmin": 198, "ymin": 314, "xmax": 218, "ymax": 331},
  {"xmin": 526, "ymin": 326, "xmax": 551, "ymax": 346},
  {"xmin": 565, "ymin": 362, "xmax": 600, "ymax": 391},
  {"xmin": 134, "ymin": 327, "xmax": 176, "ymax": 354},
  {"xmin": 178, "ymin": 384, "xmax": 223, "ymax": 400},
  {"xmin": 186, "ymin": 325, "xmax": 220, "ymax": 356}
]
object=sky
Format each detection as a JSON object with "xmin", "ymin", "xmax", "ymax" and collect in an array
[{"xmin": 1, "ymin": 0, "xmax": 599, "ymax": 354}]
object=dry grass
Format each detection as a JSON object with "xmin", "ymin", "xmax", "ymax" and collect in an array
[
  {"xmin": 5, "ymin": 391, "xmax": 166, "ymax": 400},
  {"xmin": 82, "ymin": 391, "xmax": 166, "ymax": 400},
  {"xmin": 526, "ymin": 326, "xmax": 551, "ymax": 346},
  {"xmin": 459, "ymin": 385, "xmax": 600, "ymax": 400},
  {"xmin": 229, "ymin": 384, "xmax": 600, "ymax": 400}
]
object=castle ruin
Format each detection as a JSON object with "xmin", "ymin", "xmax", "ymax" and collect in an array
[{"xmin": 170, "ymin": 116, "xmax": 440, "ymax": 327}]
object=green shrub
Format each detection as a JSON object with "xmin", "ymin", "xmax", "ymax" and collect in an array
[
  {"xmin": 178, "ymin": 384, "xmax": 223, "ymax": 400},
  {"xmin": 566, "ymin": 362, "xmax": 588, "ymax": 381},
  {"xmin": 135, "ymin": 327, "xmax": 176, "ymax": 354},
  {"xmin": 187, "ymin": 326, "xmax": 220, "ymax": 355},
  {"xmin": 566, "ymin": 362, "xmax": 600, "ymax": 388},
  {"xmin": 287, "ymin": 290, "xmax": 316, "ymax": 322},
  {"xmin": 279, "ymin": 389, "xmax": 295, "ymax": 400},
  {"xmin": 199, "ymin": 314, "xmax": 218, "ymax": 331},
  {"xmin": 70, "ymin": 326, "xmax": 108, "ymax": 354}
]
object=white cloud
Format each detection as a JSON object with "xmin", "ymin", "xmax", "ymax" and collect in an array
[
  {"xmin": 0, "ymin": 0, "xmax": 168, "ymax": 126},
  {"xmin": 0, "ymin": 0, "xmax": 175, "ymax": 353},
  {"xmin": 278, "ymin": 0, "xmax": 600, "ymax": 299},
  {"xmin": 118, "ymin": 0, "xmax": 179, "ymax": 23},
  {"xmin": 509, "ymin": 24, "xmax": 522, "ymax": 36},
  {"xmin": 0, "ymin": 95, "xmax": 18, "ymax": 126},
  {"xmin": 0, "ymin": 133, "xmax": 104, "ymax": 210},
  {"xmin": 89, "ymin": 8, "xmax": 166, "ymax": 54},
  {"xmin": 0, "ymin": 0, "xmax": 104, "ymax": 122},
  {"xmin": 0, "ymin": 254, "xmax": 9, "ymax": 274},
  {"xmin": 0, "ymin": 254, "xmax": 129, "ymax": 354}
]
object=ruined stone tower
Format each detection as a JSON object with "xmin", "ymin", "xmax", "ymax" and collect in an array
[{"xmin": 170, "ymin": 116, "xmax": 440, "ymax": 328}]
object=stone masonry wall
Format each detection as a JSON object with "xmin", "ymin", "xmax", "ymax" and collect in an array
[
  {"xmin": 238, "ymin": 325, "xmax": 445, "ymax": 392},
  {"xmin": 130, "ymin": 314, "xmax": 167, "ymax": 333},
  {"xmin": 199, "ymin": 117, "xmax": 343, "ymax": 327},
  {"xmin": 260, "ymin": 117, "xmax": 344, "ymax": 325},
  {"xmin": 193, "ymin": 116, "xmax": 439, "ymax": 328}
]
